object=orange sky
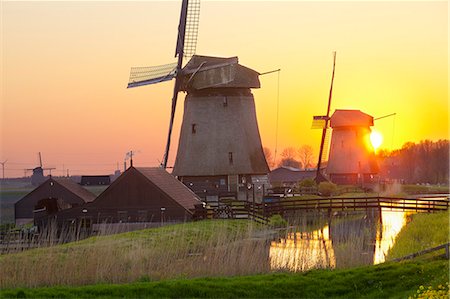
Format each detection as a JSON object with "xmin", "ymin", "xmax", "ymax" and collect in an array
[{"xmin": 1, "ymin": 1, "xmax": 448, "ymax": 177}]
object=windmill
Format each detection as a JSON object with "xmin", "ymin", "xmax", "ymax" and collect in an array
[
  {"xmin": 25, "ymin": 152, "xmax": 56, "ymax": 186},
  {"xmin": 127, "ymin": 0, "xmax": 269, "ymax": 201},
  {"xmin": 326, "ymin": 109, "xmax": 379, "ymax": 185}
]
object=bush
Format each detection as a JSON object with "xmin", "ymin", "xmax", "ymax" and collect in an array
[
  {"xmin": 298, "ymin": 178, "xmax": 316, "ymax": 188},
  {"xmin": 268, "ymin": 214, "xmax": 287, "ymax": 228},
  {"xmin": 318, "ymin": 182, "xmax": 337, "ymax": 196}
]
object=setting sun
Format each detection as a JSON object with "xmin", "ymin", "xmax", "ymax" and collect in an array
[{"xmin": 370, "ymin": 131, "xmax": 383, "ymax": 150}]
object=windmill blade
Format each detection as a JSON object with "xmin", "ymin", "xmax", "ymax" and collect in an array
[
  {"xmin": 127, "ymin": 62, "xmax": 177, "ymax": 88},
  {"xmin": 175, "ymin": 0, "xmax": 200, "ymax": 60},
  {"xmin": 311, "ymin": 115, "xmax": 329, "ymax": 129}
]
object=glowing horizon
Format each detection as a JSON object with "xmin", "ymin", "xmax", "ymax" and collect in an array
[{"xmin": 1, "ymin": 1, "xmax": 448, "ymax": 177}]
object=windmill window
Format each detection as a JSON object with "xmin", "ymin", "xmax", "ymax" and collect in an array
[
  {"xmin": 192, "ymin": 123, "xmax": 197, "ymax": 134},
  {"xmin": 228, "ymin": 152, "xmax": 233, "ymax": 165},
  {"xmin": 223, "ymin": 97, "xmax": 228, "ymax": 107}
]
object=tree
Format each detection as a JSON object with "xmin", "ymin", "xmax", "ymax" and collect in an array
[
  {"xmin": 278, "ymin": 147, "xmax": 302, "ymax": 168},
  {"xmin": 298, "ymin": 145, "xmax": 314, "ymax": 169},
  {"xmin": 263, "ymin": 147, "xmax": 275, "ymax": 169}
]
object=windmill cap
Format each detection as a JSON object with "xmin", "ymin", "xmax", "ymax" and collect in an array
[
  {"xmin": 330, "ymin": 109, "xmax": 374, "ymax": 128},
  {"xmin": 180, "ymin": 55, "xmax": 260, "ymax": 91}
]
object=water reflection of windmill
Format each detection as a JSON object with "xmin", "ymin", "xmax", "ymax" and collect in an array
[
  {"xmin": 127, "ymin": 0, "xmax": 269, "ymax": 200},
  {"xmin": 25, "ymin": 152, "xmax": 55, "ymax": 186}
]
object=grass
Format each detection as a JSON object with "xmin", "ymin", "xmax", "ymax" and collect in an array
[
  {"xmin": 0, "ymin": 220, "xmax": 268, "ymax": 288},
  {"xmin": 402, "ymin": 184, "xmax": 449, "ymax": 194},
  {"xmin": 387, "ymin": 210, "xmax": 450, "ymax": 260},
  {"xmin": 0, "ymin": 258, "xmax": 447, "ymax": 298},
  {"xmin": 0, "ymin": 188, "xmax": 34, "ymax": 224}
]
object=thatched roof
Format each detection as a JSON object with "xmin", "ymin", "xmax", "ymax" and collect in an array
[
  {"xmin": 180, "ymin": 55, "xmax": 260, "ymax": 91},
  {"xmin": 330, "ymin": 109, "xmax": 374, "ymax": 128}
]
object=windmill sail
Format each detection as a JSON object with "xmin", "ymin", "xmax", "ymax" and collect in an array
[
  {"xmin": 176, "ymin": 0, "xmax": 200, "ymax": 59},
  {"xmin": 126, "ymin": 0, "xmax": 201, "ymax": 169},
  {"xmin": 315, "ymin": 52, "xmax": 336, "ymax": 182},
  {"xmin": 127, "ymin": 63, "xmax": 177, "ymax": 88}
]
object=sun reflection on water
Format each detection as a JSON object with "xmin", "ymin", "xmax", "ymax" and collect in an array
[
  {"xmin": 269, "ymin": 225, "xmax": 336, "ymax": 272},
  {"xmin": 269, "ymin": 211, "xmax": 409, "ymax": 271},
  {"xmin": 373, "ymin": 210, "xmax": 408, "ymax": 264}
]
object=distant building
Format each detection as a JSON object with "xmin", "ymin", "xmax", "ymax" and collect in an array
[
  {"xmin": 80, "ymin": 175, "xmax": 111, "ymax": 186},
  {"xmin": 326, "ymin": 109, "xmax": 379, "ymax": 185},
  {"xmin": 53, "ymin": 167, "xmax": 202, "ymax": 230},
  {"xmin": 15, "ymin": 178, "xmax": 96, "ymax": 226},
  {"xmin": 269, "ymin": 166, "xmax": 316, "ymax": 187}
]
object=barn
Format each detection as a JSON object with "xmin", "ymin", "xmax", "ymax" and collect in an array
[
  {"xmin": 326, "ymin": 109, "xmax": 379, "ymax": 185},
  {"xmin": 15, "ymin": 177, "xmax": 96, "ymax": 226},
  {"xmin": 269, "ymin": 166, "xmax": 316, "ymax": 187},
  {"xmin": 54, "ymin": 167, "xmax": 202, "ymax": 229}
]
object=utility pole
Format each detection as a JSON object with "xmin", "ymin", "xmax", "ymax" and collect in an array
[{"xmin": 0, "ymin": 160, "xmax": 7, "ymax": 180}]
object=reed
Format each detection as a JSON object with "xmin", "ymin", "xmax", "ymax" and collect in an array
[{"xmin": 0, "ymin": 210, "xmax": 413, "ymax": 289}]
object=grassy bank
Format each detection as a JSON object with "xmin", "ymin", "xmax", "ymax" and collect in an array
[
  {"xmin": 1, "ymin": 258, "xmax": 447, "ymax": 298},
  {"xmin": 0, "ymin": 220, "xmax": 268, "ymax": 288},
  {"xmin": 387, "ymin": 210, "xmax": 449, "ymax": 260}
]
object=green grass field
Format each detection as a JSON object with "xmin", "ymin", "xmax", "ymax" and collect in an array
[
  {"xmin": 387, "ymin": 210, "xmax": 449, "ymax": 260},
  {"xmin": 0, "ymin": 258, "xmax": 447, "ymax": 298}
]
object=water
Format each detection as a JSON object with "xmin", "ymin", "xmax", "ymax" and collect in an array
[{"xmin": 269, "ymin": 209, "xmax": 409, "ymax": 271}]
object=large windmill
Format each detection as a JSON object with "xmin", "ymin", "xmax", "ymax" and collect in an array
[{"xmin": 127, "ymin": 0, "xmax": 269, "ymax": 201}]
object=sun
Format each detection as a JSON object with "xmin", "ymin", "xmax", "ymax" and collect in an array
[{"xmin": 370, "ymin": 130, "xmax": 383, "ymax": 150}]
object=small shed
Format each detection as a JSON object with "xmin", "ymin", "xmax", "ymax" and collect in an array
[
  {"xmin": 55, "ymin": 167, "xmax": 202, "ymax": 227},
  {"xmin": 15, "ymin": 177, "xmax": 96, "ymax": 226},
  {"xmin": 269, "ymin": 166, "xmax": 316, "ymax": 187},
  {"xmin": 326, "ymin": 109, "xmax": 379, "ymax": 185}
]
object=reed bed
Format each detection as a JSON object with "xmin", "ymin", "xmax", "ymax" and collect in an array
[{"xmin": 0, "ymin": 210, "xmax": 402, "ymax": 289}]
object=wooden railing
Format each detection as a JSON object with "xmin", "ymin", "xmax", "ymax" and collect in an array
[
  {"xmin": 391, "ymin": 243, "xmax": 450, "ymax": 261},
  {"xmin": 194, "ymin": 195, "xmax": 449, "ymax": 223}
]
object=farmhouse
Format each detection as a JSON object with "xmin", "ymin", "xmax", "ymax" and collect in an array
[
  {"xmin": 15, "ymin": 177, "xmax": 95, "ymax": 226},
  {"xmin": 53, "ymin": 167, "xmax": 202, "ymax": 229}
]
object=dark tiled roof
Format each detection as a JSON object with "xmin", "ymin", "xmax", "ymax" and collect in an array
[
  {"xmin": 269, "ymin": 167, "xmax": 316, "ymax": 183},
  {"xmin": 54, "ymin": 178, "xmax": 96, "ymax": 202},
  {"xmin": 135, "ymin": 167, "xmax": 201, "ymax": 210}
]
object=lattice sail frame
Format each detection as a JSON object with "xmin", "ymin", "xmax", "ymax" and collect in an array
[
  {"xmin": 183, "ymin": 0, "xmax": 200, "ymax": 59},
  {"xmin": 128, "ymin": 63, "xmax": 177, "ymax": 88}
]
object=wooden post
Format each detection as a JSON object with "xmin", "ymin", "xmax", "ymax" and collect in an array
[
  {"xmin": 378, "ymin": 197, "xmax": 383, "ymax": 226},
  {"xmin": 445, "ymin": 243, "xmax": 449, "ymax": 259}
]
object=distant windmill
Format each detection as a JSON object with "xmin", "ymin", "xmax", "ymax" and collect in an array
[
  {"xmin": 25, "ymin": 152, "xmax": 56, "ymax": 186},
  {"xmin": 127, "ymin": 0, "xmax": 269, "ymax": 200}
]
